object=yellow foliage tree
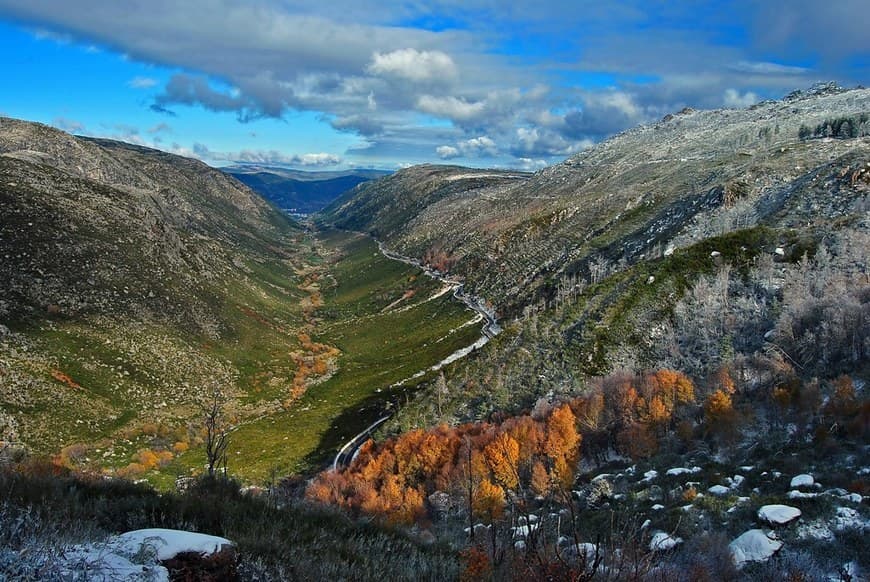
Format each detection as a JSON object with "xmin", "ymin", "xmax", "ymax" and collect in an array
[
  {"xmin": 473, "ymin": 478, "xmax": 505, "ymax": 521},
  {"xmin": 530, "ymin": 459, "xmax": 551, "ymax": 497},
  {"xmin": 483, "ymin": 432, "xmax": 520, "ymax": 490}
]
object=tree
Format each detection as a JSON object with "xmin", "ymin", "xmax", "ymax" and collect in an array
[
  {"xmin": 530, "ymin": 459, "xmax": 551, "ymax": 497},
  {"xmin": 483, "ymin": 432, "xmax": 520, "ymax": 490},
  {"xmin": 704, "ymin": 389, "xmax": 738, "ymax": 444},
  {"xmin": 203, "ymin": 388, "xmax": 231, "ymax": 479},
  {"xmin": 473, "ymin": 478, "xmax": 505, "ymax": 521}
]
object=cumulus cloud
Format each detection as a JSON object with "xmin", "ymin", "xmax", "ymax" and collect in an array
[
  {"xmin": 459, "ymin": 136, "xmax": 497, "ymax": 156},
  {"xmin": 516, "ymin": 157, "xmax": 548, "ymax": 171},
  {"xmin": 155, "ymin": 73, "xmax": 270, "ymax": 122},
  {"xmin": 512, "ymin": 127, "xmax": 589, "ymax": 157},
  {"xmin": 417, "ymin": 95, "xmax": 486, "ymax": 122},
  {"xmin": 436, "ymin": 145, "xmax": 460, "ymax": 159},
  {"xmin": 2, "ymin": 0, "xmax": 862, "ymax": 168},
  {"xmin": 368, "ymin": 48, "xmax": 457, "ymax": 83},
  {"xmin": 128, "ymin": 76, "xmax": 158, "ymax": 89},
  {"xmin": 435, "ymin": 136, "xmax": 499, "ymax": 159},
  {"xmin": 331, "ymin": 114, "xmax": 384, "ymax": 136},
  {"xmin": 723, "ymin": 88, "xmax": 759, "ymax": 108}
]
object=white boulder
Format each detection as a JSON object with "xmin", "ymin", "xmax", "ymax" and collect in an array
[
  {"xmin": 649, "ymin": 531, "xmax": 682, "ymax": 551},
  {"xmin": 790, "ymin": 474, "xmax": 814, "ymax": 488},
  {"xmin": 758, "ymin": 504, "xmax": 801, "ymax": 525},
  {"xmin": 729, "ymin": 529, "xmax": 782, "ymax": 568},
  {"xmin": 708, "ymin": 485, "xmax": 730, "ymax": 496}
]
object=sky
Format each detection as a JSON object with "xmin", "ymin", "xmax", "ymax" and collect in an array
[{"xmin": 0, "ymin": 1, "xmax": 867, "ymax": 171}]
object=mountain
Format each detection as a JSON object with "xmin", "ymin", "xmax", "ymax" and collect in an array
[
  {"xmin": 0, "ymin": 117, "xmax": 311, "ymax": 456},
  {"xmin": 322, "ymin": 83, "xmax": 870, "ymax": 317},
  {"xmin": 223, "ymin": 165, "xmax": 391, "ymax": 214},
  {"xmin": 0, "ymin": 117, "xmax": 489, "ymax": 484},
  {"xmin": 322, "ymin": 83, "xmax": 869, "ymax": 408}
]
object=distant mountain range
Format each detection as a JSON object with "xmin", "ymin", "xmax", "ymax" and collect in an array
[{"xmin": 223, "ymin": 165, "xmax": 391, "ymax": 214}]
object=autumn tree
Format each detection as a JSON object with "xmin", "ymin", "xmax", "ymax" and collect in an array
[
  {"xmin": 530, "ymin": 460, "xmax": 551, "ymax": 497},
  {"xmin": 544, "ymin": 404, "xmax": 581, "ymax": 488},
  {"xmin": 483, "ymin": 432, "xmax": 520, "ymax": 490},
  {"xmin": 704, "ymin": 388, "xmax": 738, "ymax": 444},
  {"xmin": 473, "ymin": 478, "xmax": 506, "ymax": 521}
]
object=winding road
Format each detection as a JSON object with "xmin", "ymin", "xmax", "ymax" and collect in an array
[{"xmin": 331, "ymin": 238, "xmax": 500, "ymax": 471}]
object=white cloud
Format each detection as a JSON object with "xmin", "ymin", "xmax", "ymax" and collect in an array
[
  {"xmin": 730, "ymin": 61, "xmax": 811, "ymax": 75},
  {"xmin": 5, "ymin": 0, "xmax": 853, "ymax": 168},
  {"xmin": 723, "ymin": 88, "xmax": 759, "ymax": 108},
  {"xmin": 516, "ymin": 157, "xmax": 548, "ymax": 171},
  {"xmin": 436, "ymin": 135, "xmax": 499, "ymax": 159},
  {"xmin": 416, "ymin": 95, "xmax": 486, "ymax": 122},
  {"xmin": 368, "ymin": 48, "xmax": 457, "ymax": 83},
  {"xmin": 436, "ymin": 145, "xmax": 460, "ymax": 159},
  {"xmin": 192, "ymin": 143, "xmax": 342, "ymax": 167},
  {"xmin": 128, "ymin": 76, "xmax": 158, "ymax": 89},
  {"xmin": 459, "ymin": 136, "xmax": 497, "ymax": 156}
]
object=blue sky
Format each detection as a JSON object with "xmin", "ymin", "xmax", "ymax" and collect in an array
[{"xmin": 0, "ymin": 1, "xmax": 866, "ymax": 170}]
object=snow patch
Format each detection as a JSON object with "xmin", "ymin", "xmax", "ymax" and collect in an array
[
  {"xmin": 61, "ymin": 529, "xmax": 233, "ymax": 581},
  {"xmin": 641, "ymin": 470, "xmax": 658, "ymax": 483},
  {"xmin": 787, "ymin": 489, "xmax": 819, "ymax": 500},
  {"xmin": 665, "ymin": 466, "xmax": 701, "ymax": 476}
]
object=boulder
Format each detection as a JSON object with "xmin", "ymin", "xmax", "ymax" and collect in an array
[
  {"xmin": 790, "ymin": 474, "xmax": 814, "ymax": 488},
  {"xmin": 758, "ymin": 504, "xmax": 801, "ymax": 525},
  {"xmin": 729, "ymin": 529, "xmax": 782, "ymax": 568}
]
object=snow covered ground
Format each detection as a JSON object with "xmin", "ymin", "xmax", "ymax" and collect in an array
[{"xmin": 60, "ymin": 528, "xmax": 233, "ymax": 581}]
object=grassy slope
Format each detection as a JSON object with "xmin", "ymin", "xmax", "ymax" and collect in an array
[
  {"xmin": 5, "ymin": 244, "xmax": 309, "ymax": 456},
  {"xmin": 173, "ymin": 231, "xmax": 482, "ymax": 482}
]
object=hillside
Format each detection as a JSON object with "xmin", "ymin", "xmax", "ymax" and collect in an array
[
  {"xmin": 322, "ymin": 84, "xmax": 870, "ymax": 315},
  {"xmin": 321, "ymin": 84, "xmax": 869, "ymax": 430},
  {"xmin": 224, "ymin": 166, "xmax": 390, "ymax": 214},
  {"xmin": 0, "ymin": 117, "xmax": 315, "ymax": 461},
  {"xmin": 310, "ymin": 85, "xmax": 870, "ymax": 580}
]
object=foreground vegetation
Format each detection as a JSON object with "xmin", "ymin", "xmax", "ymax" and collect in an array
[{"xmin": 0, "ymin": 464, "xmax": 459, "ymax": 580}]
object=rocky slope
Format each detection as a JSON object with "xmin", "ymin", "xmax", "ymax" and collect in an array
[
  {"xmin": 322, "ymin": 84, "xmax": 870, "ymax": 316},
  {"xmin": 0, "ymin": 117, "xmax": 300, "ymax": 329},
  {"xmin": 322, "ymin": 84, "xmax": 869, "ymax": 431}
]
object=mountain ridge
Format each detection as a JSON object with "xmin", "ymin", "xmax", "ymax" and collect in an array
[
  {"xmin": 321, "ymin": 84, "xmax": 870, "ymax": 316},
  {"xmin": 224, "ymin": 165, "xmax": 391, "ymax": 214}
]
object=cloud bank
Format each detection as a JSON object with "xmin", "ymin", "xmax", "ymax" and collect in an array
[{"xmin": 4, "ymin": 0, "xmax": 866, "ymax": 168}]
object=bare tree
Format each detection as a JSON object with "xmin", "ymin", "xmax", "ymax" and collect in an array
[{"xmin": 203, "ymin": 388, "xmax": 230, "ymax": 479}]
